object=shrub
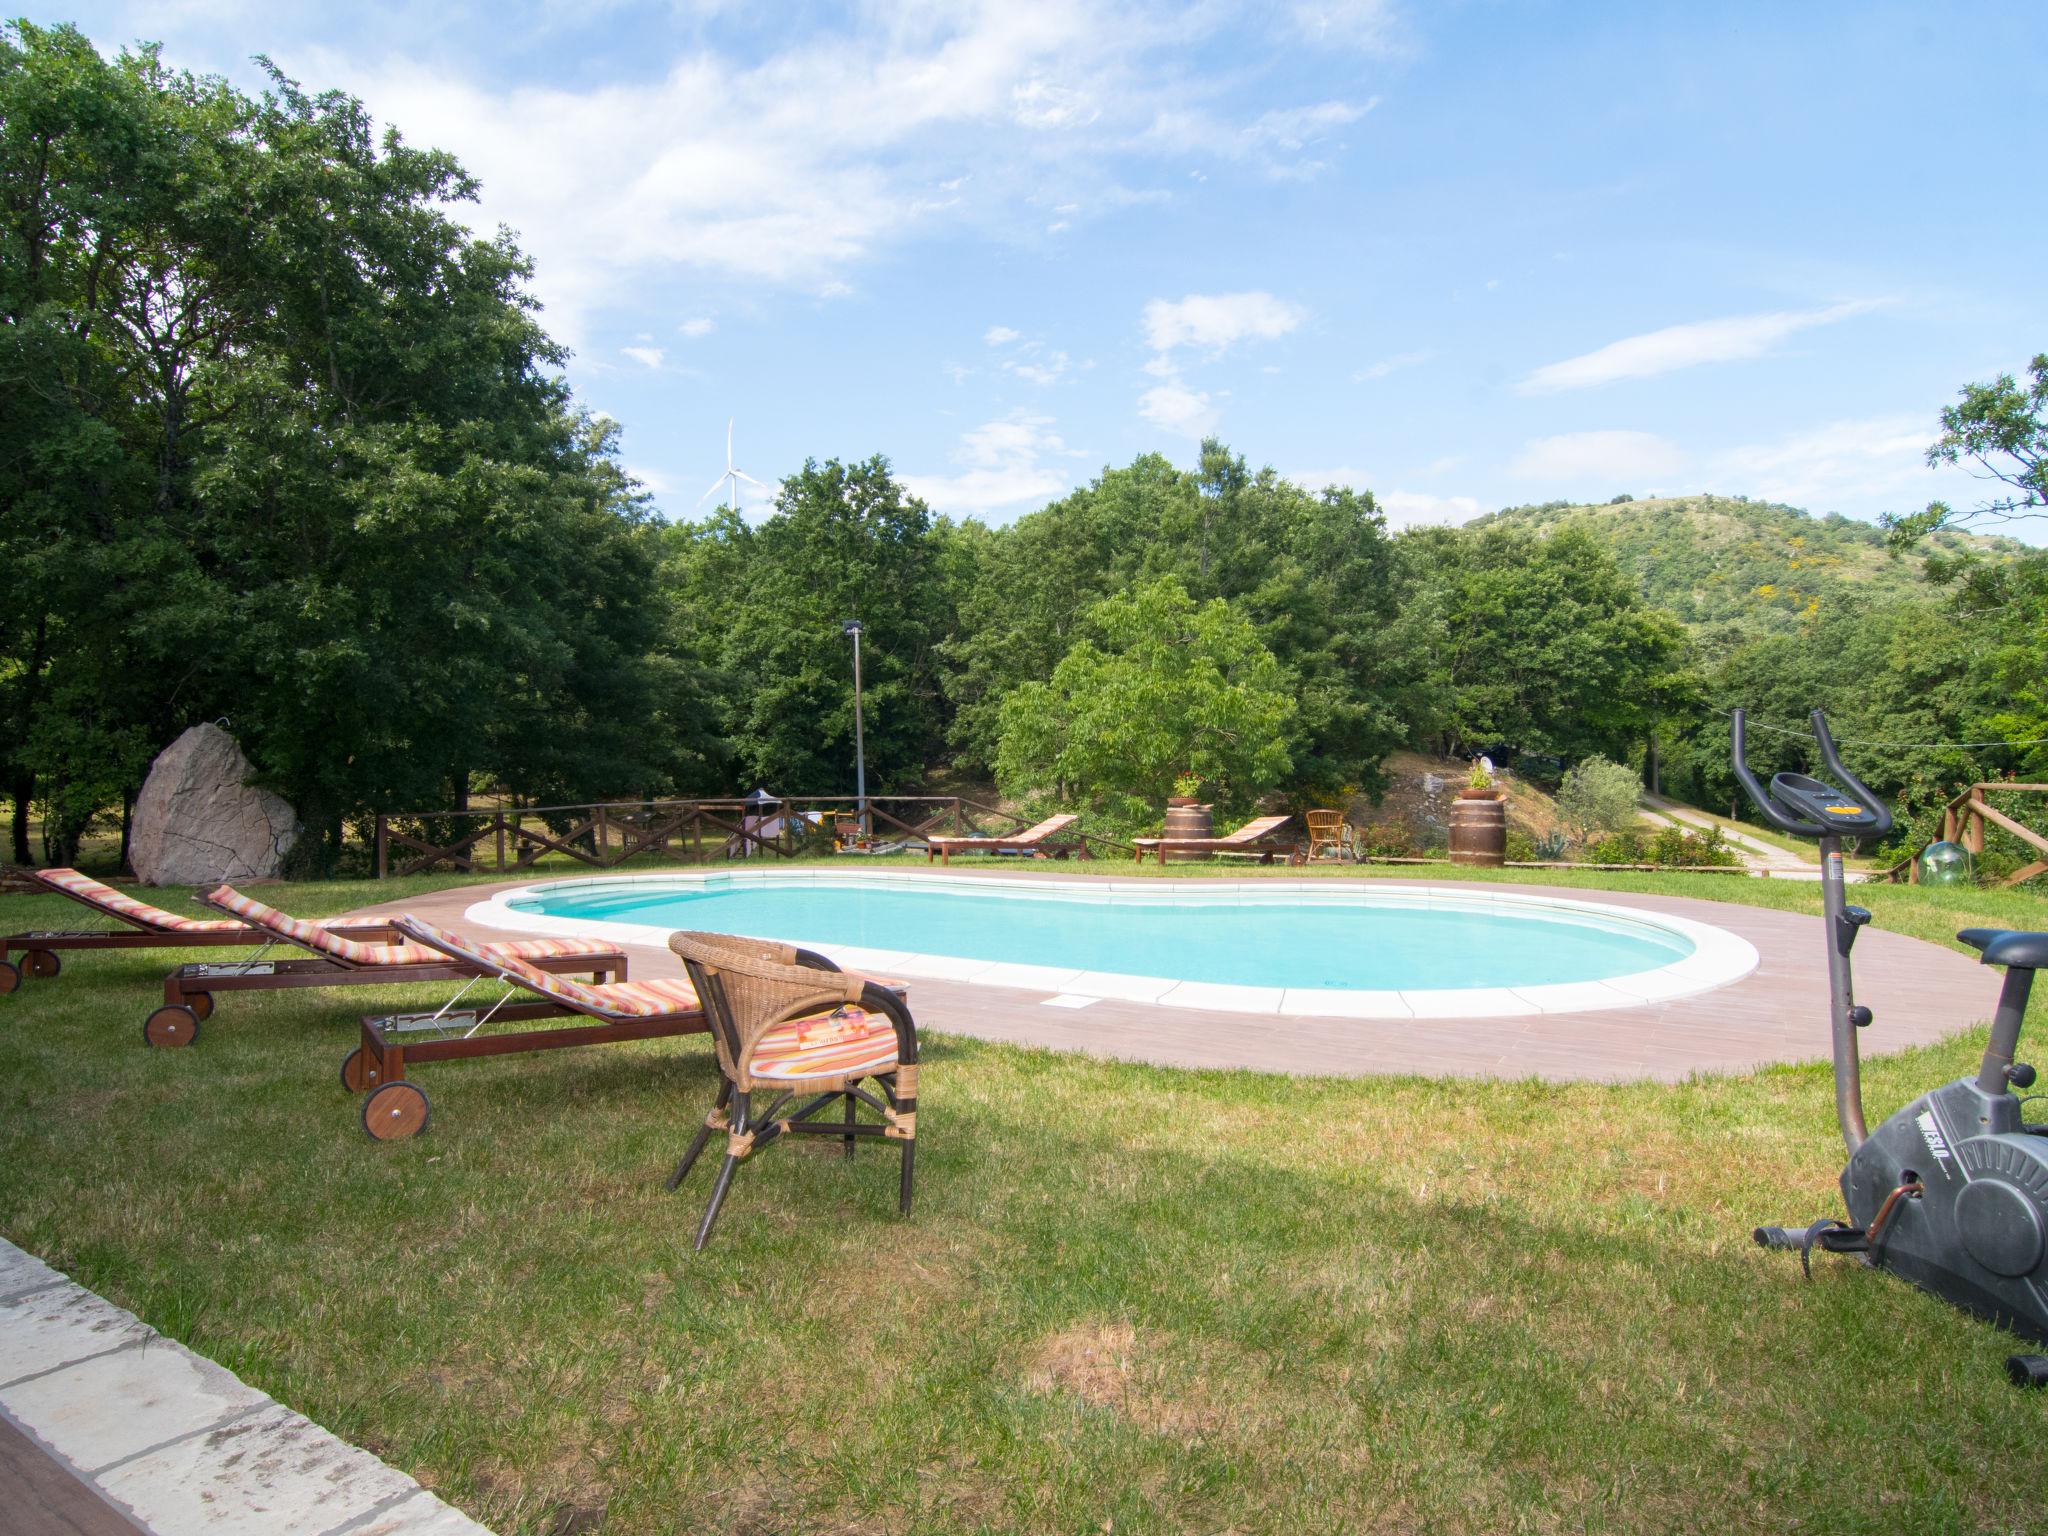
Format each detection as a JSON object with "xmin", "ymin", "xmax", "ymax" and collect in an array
[
  {"xmin": 1586, "ymin": 831, "xmax": 1647, "ymax": 865},
  {"xmin": 1503, "ymin": 828, "xmax": 1536, "ymax": 862},
  {"xmin": 1557, "ymin": 755, "xmax": 1645, "ymax": 845},
  {"xmin": 1356, "ymin": 820, "xmax": 1420, "ymax": 858}
]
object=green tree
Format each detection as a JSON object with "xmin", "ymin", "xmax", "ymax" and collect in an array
[
  {"xmin": 946, "ymin": 440, "xmax": 1411, "ymax": 797},
  {"xmin": 1401, "ymin": 522, "xmax": 1692, "ymax": 763},
  {"xmin": 1884, "ymin": 353, "xmax": 2047, "ymax": 541},
  {"xmin": 661, "ymin": 457, "xmax": 957, "ymax": 794},
  {"xmin": 1556, "ymin": 756, "xmax": 1644, "ymax": 845},
  {"xmin": 0, "ymin": 26, "xmax": 699, "ymax": 868},
  {"xmin": 994, "ymin": 578, "xmax": 1294, "ymax": 828}
]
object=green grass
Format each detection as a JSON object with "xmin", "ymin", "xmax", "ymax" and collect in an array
[{"xmin": 3, "ymin": 867, "xmax": 2046, "ymax": 1534}]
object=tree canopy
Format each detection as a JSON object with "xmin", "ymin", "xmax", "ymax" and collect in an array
[
  {"xmin": 0, "ymin": 22, "xmax": 698, "ymax": 867},
  {"xmin": 993, "ymin": 577, "xmax": 1295, "ymax": 827}
]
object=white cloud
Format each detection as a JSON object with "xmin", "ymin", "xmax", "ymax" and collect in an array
[
  {"xmin": 1709, "ymin": 414, "xmax": 1938, "ymax": 512},
  {"xmin": 1289, "ymin": 0, "xmax": 1409, "ymax": 55},
  {"xmin": 1378, "ymin": 489, "xmax": 1481, "ymax": 528},
  {"xmin": 1011, "ymin": 77, "xmax": 1100, "ymax": 130},
  {"xmin": 1144, "ymin": 291, "xmax": 1305, "ymax": 354},
  {"xmin": 678, "ymin": 317, "xmax": 716, "ymax": 337},
  {"xmin": 1290, "ymin": 465, "xmax": 1374, "ymax": 493},
  {"xmin": 1520, "ymin": 299, "xmax": 1886, "ymax": 393},
  {"xmin": 1509, "ymin": 430, "xmax": 1684, "ymax": 486},
  {"xmin": 1139, "ymin": 380, "xmax": 1220, "ymax": 439},
  {"xmin": 621, "ymin": 345, "xmax": 665, "ymax": 368},
  {"xmin": 271, "ymin": 10, "xmax": 1371, "ymax": 347},
  {"xmin": 1498, "ymin": 414, "xmax": 1949, "ymax": 517},
  {"xmin": 1291, "ymin": 468, "xmax": 1478, "ymax": 528},
  {"xmin": 984, "ymin": 325, "xmax": 1022, "ymax": 346},
  {"xmin": 1353, "ymin": 348, "xmax": 1431, "ymax": 381},
  {"xmin": 1142, "ymin": 98, "xmax": 1373, "ymax": 177},
  {"xmin": 1007, "ymin": 350, "xmax": 1070, "ymax": 386},
  {"xmin": 902, "ymin": 411, "xmax": 1085, "ymax": 519},
  {"xmin": 1135, "ymin": 291, "xmax": 1300, "ymax": 440}
]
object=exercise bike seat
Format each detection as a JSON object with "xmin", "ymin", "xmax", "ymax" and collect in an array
[{"xmin": 1959, "ymin": 928, "xmax": 2048, "ymax": 972}]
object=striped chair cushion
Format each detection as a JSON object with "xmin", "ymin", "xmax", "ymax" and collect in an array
[
  {"xmin": 748, "ymin": 1006, "xmax": 898, "ymax": 1082},
  {"xmin": 395, "ymin": 916, "xmax": 695, "ymax": 1018},
  {"xmin": 37, "ymin": 869, "xmax": 250, "ymax": 933},
  {"xmin": 209, "ymin": 890, "xmax": 611, "ymax": 971},
  {"xmin": 337, "ymin": 934, "xmax": 605, "ymax": 969},
  {"xmin": 584, "ymin": 976, "xmax": 701, "ymax": 1014}
]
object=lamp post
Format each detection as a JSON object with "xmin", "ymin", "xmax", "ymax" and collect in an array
[{"xmin": 841, "ymin": 618, "xmax": 867, "ymax": 837}]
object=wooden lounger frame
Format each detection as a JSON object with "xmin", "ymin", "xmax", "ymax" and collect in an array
[
  {"xmin": 147, "ymin": 947, "xmax": 626, "ymax": 1049},
  {"xmin": 0, "ymin": 923, "xmax": 401, "ymax": 993},
  {"xmin": 0, "ymin": 868, "xmax": 397, "ymax": 994},
  {"xmin": 925, "ymin": 813, "xmax": 1088, "ymax": 866},
  {"xmin": 345, "ymin": 995, "xmax": 709, "ymax": 1140},
  {"xmin": 1130, "ymin": 814, "xmax": 1303, "ymax": 866}
]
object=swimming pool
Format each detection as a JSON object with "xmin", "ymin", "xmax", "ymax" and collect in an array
[{"xmin": 474, "ymin": 872, "xmax": 1758, "ymax": 1020}]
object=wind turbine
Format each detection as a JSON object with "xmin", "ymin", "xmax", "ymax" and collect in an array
[{"xmin": 696, "ymin": 418, "xmax": 768, "ymax": 515}]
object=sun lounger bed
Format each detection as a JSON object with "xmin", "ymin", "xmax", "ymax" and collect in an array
[
  {"xmin": 925, "ymin": 812, "xmax": 1086, "ymax": 865},
  {"xmin": 361, "ymin": 921, "xmax": 916, "ymax": 1159},
  {"xmin": 0, "ymin": 867, "xmax": 399, "ymax": 994},
  {"xmin": 1130, "ymin": 813, "xmax": 1302, "ymax": 866},
  {"xmin": 134, "ymin": 886, "xmax": 626, "ymax": 1049},
  {"xmin": 338, "ymin": 914, "xmax": 718, "ymax": 1141}
]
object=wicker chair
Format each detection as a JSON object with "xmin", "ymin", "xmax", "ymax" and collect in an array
[
  {"xmin": 1304, "ymin": 809, "xmax": 1356, "ymax": 862},
  {"xmin": 666, "ymin": 931, "xmax": 920, "ymax": 1250}
]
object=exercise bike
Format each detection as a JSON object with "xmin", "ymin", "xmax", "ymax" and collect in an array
[{"xmin": 1733, "ymin": 708, "xmax": 2048, "ymax": 1386}]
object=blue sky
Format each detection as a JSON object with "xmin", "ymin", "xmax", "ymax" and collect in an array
[{"xmin": 54, "ymin": 1, "xmax": 2048, "ymax": 531}]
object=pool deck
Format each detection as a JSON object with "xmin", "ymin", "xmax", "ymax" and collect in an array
[{"xmin": 345, "ymin": 873, "xmax": 1995, "ymax": 1083}]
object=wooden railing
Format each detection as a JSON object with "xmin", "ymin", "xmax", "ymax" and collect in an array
[
  {"xmin": 1886, "ymin": 782, "xmax": 2048, "ymax": 886},
  {"xmin": 371, "ymin": 795, "xmax": 1053, "ymax": 879}
]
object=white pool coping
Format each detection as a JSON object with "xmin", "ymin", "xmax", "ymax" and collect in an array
[{"xmin": 468, "ymin": 870, "xmax": 1759, "ymax": 1021}]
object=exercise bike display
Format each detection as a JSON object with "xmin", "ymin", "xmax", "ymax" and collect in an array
[{"xmin": 1733, "ymin": 709, "xmax": 2048, "ymax": 1385}]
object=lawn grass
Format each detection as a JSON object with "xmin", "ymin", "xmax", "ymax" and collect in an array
[{"xmin": 2, "ymin": 866, "xmax": 2046, "ymax": 1534}]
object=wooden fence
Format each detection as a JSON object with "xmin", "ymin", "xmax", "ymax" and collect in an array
[
  {"xmin": 1887, "ymin": 782, "xmax": 2048, "ymax": 887},
  {"xmin": 371, "ymin": 795, "xmax": 1047, "ymax": 879}
]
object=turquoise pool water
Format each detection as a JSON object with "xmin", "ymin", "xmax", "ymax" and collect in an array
[{"xmin": 508, "ymin": 880, "xmax": 1695, "ymax": 992}]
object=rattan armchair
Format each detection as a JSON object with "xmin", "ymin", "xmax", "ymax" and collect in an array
[{"xmin": 666, "ymin": 931, "xmax": 920, "ymax": 1250}]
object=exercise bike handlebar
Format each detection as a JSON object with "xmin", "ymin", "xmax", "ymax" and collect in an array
[
  {"xmin": 1731, "ymin": 709, "xmax": 1820, "ymax": 836},
  {"xmin": 1808, "ymin": 711, "xmax": 1893, "ymax": 838},
  {"xmin": 1730, "ymin": 708, "xmax": 1893, "ymax": 840}
]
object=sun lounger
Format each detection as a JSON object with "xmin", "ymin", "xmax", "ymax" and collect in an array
[
  {"xmin": 365, "ymin": 918, "xmax": 913, "ymax": 1147},
  {"xmin": 336, "ymin": 914, "xmax": 717, "ymax": 1140},
  {"xmin": 133, "ymin": 886, "xmax": 626, "ymax": 1049},
  {"xmin": 925, "ymin": 812, "xmax": 1086, "ymax": 865},
  {"xmin": 1130, "ymin": 813, "xmax": 1301, "ymax": 866},
  {"xmin": 0, "ymin": 867, "xmax": 398, "ymax": 994}
]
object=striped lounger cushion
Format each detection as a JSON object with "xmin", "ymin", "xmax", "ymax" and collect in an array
[
  {"xmin": 37, "ymin": 869, "xmax": 250, "ymax": 933},
  {"xmin": 397, "ymin": 916, "xmax": 697, "ymax": 1018},
  {"xmin": 207, "ymin": 889, "xmax": 605, "ymax": 969},
  {"xmin": 748, "ymin": 1006, "xmax": 898, "ymax": 1082}
]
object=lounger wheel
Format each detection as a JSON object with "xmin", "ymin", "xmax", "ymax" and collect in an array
[
  {"xmin": 143, "ymin": 1005, "xmax": 200, "ymax": 1048},
  {"xmin": 0, "ymin": 960, "xmax": 17, "ymax": 996},
  {"xmin": 24, "ymin": 950, "xmax": 58, "ymax": 980},
  {"xmin": 188, "ymin": 991, "xmax": 213, "ymax": 1021},
  {"xmin": 340, "ymin": 1046, "xmax": 383, "ymax": 1093},
  {"xmin": 362, "ymin": 1080, "xmax": 430, "ymax": 1141}
]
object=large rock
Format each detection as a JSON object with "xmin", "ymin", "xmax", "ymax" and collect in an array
[{"xmin": 130, "ymin": 724, "xmax": 299, "ymax": 886}]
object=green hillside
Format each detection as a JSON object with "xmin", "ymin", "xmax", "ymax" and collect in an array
[{"xmin": 1469, "ymin": 494, "xmax": 2016, "ymax": 652}]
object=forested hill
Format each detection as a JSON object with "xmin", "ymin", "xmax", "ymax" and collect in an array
[{"xmin": 1468, "ymin": 494, "xmax": 2015, "ymax": 647}]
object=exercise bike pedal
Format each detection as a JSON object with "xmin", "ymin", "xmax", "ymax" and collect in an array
[
  {"xmin": 2005, "ymin": 1354, "xmax": 2048, "ymax": 1389},
  {"xmin": 1754, "ymin": 1219, "xmax": 1867, "ymax": 1277}
]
